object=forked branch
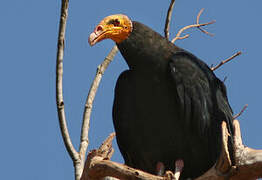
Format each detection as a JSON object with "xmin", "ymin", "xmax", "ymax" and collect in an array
[
  {"xmin": 172, "ymin": 9, "xmax": 215, "ymax": 43},
  {"xmin": 56, "ymin": 0, "xmax": 118, "ymax": 179},
  {"xmin": 196, "ymin": 8, "xmax": 215, "ymax": 37}
]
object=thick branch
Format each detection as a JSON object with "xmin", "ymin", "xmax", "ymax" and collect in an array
[
  {"xmin": 87, "ymin": 159, "xmax": 164, "ymax": 180},
  {"xmin": 231, "ymin": 120, "xmax": 262, "ymax": 180},
  {"xmin": 82, "ymin": 133, "xmax": 162, "ymax": 180},
  {"xmin": 56, "ymin": 0, "xmax": 79, "ymax": 162},
  {"xmin": 164, "ymin": 0, "xmax": 176, "ymax": 39},
  {"xmin": 81, "ymin": 120, "xmax": 262, "ymax": 180}
]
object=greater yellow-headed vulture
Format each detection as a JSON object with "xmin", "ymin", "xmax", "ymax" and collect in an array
[{"xmin": 89, "ymin": 14, "xmax": 234, "ymax": 179}]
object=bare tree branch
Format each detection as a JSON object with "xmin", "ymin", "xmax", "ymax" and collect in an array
[
  {"xmin": 175, "ymin": 34, "xmax": 190, "ymax": 41},
  {"xmin": 233, "ymin": 104, "xmax": 248, "ymax": 119},
  {"xmin": 81, "ymin": 120, "xmax": 262, "ymax": 180},
  {"xmin": 81, "ymin": 132, "xmax": 163, "ymax": 180},
  {"xmin": 78, "ymin": 45, "xmax": 118, "ymax": 178},
  {"xmin": 172, "ymin": 9, "xmax": 215, "ymax": 43},
  {"xmin": 56, "ymin": 0, "xmax": 79, "ymax": 162},
  {"xmin": 231, "ymin": 120, "xmax": 262, "ymax": 180},
  {"xmin": 164, "ymin": 0, "xmax": 176, "ymax": 39},
  {"xmin": 55, "ymin": 0, "xmax": 119, "ymax": 179},
  {"xmin": 211, "ymin": 51, "xmax": 242, "ymax": 71},
  {"xmin": 196, "ymin": 8, "xmax": 215, "ymax": 37},
  {"xmin": 85, "ymin": 160, "xmax": 164, "ymax": 180}
]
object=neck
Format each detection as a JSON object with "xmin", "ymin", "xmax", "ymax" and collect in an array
[{"xmin": 117, "ymin": 21, "xmax": 182, "ymax": 71}]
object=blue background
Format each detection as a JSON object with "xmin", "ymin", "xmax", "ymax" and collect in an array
[{"xmin": 0, "ymin": 0, "xmax": 261, "ymax": 179}]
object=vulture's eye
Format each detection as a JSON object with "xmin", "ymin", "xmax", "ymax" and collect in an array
[{"xmin": 112, "ymin": 19, "xmax": 120, "ymax": 26}]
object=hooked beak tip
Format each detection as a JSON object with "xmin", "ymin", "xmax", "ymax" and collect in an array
[{"xmin": 88, "ymin": 32, "xmax": 97, "ymax": 46}]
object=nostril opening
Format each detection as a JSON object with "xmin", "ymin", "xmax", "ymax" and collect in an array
[{"xmin": 96, "ymin": 25, "xmax": 103, "ymax": 32}]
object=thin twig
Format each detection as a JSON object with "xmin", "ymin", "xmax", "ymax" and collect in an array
[
  {"xmin": 223, "ymin": 76, "xmax": 228, "ymax": 82},
  {"xmin": 172, "ymin": 20, "xmax": 215, "ymax": 43},
  {"xmin": 172, "ymin": 8, "xmax": 215, "ymax": 43},
  {"xmin": 211, "ymin": 51, "xmax": 242, "ymax": 71},
  {"xmin": 233, "ymin": 104, "xmax": 248, "ymax": 119},
  {"xmin": 79, "ymin": 45, "xmax": 118, "ymax": 177},
  {"xmin": 196, "ymin": 8, "xmax": 204, "ymax": 24},
  {"xmin": 196, "ymin": 8, "xmax": 215, "ymax": 36},
  {"xmin": 164, "ymin": 0, "xmax": 176, "ymax": 39},
  {"xmin": 176, "ymin": 34, "xmax": 190, "ymax": 40},
  {"xmin": 56, "ymin": 0, "xmax": 79, "ymax": 162}
]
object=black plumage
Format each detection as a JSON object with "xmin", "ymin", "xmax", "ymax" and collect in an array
[{"xmin": 113, "ymin": 21, "xmax": 234, "ymax": 179}]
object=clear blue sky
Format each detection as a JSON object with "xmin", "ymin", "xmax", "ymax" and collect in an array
[{"xmin": 0, "ymin": 1, "xmax": 261, "ymax": 179}]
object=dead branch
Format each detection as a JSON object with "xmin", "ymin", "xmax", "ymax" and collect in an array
[
  {"xmin": 56, "ymin": 0, "xmax": 79, "ymax": 164},
  {"xmin": 196, "ymin": 8, "xmax": 215, "ymax": 37},
  {"xmin": 81, "ymin": 133, "xmax": 163, "ymax": 180},
  {"xmin": 231, "ymin": 120, "xmax": 262, "ymax": 180},
  {"xmin": 175, "ymin": 34, "xmax": 190, "ymax": 41},
  {"xmin": 211, "ymin": 51, "xmax": 242, "ymax": 71},
  {"xmin": 85, "ymin": 159, "xmax": 164, "ymax": 180},
  {"xmin": 56, "ymin": 1, "xmax": 86, "ymax": 179},
  {"xmin": 56, "ymin": 0, "xmax": 118, "ymax": 178},
  {"xmin": 81, "ymin": 120, "xmax": 262, "ymax": 180},
  {"xmin": 78, "ymin": 45, "xmax": 118, "ymax": 176},
  {"xmin": 164, "ymin": 0, "xmax": 176, "ymax": 39},
  {"xmin": 81, "ymin": 133, "xmax": 116, "ymax": 180},
  {"xmin": 233, "ymin": 104, "xmax": 248, "ymax": 119},
  {"xmin": 172, "ymin": 9, "xmax": 215, "ymax": 43}
]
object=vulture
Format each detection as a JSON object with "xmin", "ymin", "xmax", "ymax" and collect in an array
[{"xmin": 89, "ymin": 14, "xmax": 234, "ymax": 179}]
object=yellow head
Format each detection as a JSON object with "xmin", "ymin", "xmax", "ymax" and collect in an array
[{"xmin": 88, "ymin": 14, "xmax": 133, "ymax": 46}]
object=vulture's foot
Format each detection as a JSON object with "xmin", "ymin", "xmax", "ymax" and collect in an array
[
  {"xmin": 156, "ymin": 159, "xmax": 184, "ymax": 179},
  {"xmin": 156, "ymin": 161, "xmax": 165, "ymax": 176},
  {"xmin": 174, "ymin": 159, "xmax": 184, "ymax": 180}
]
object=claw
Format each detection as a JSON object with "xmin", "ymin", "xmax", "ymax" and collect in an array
[
  {"xmin": 156, "ymin": 162, "xmax": 165, "ymax": 176},
  {"xmin": 174, "ymin": 159, "xmax": 184, "ymax": 179}
]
